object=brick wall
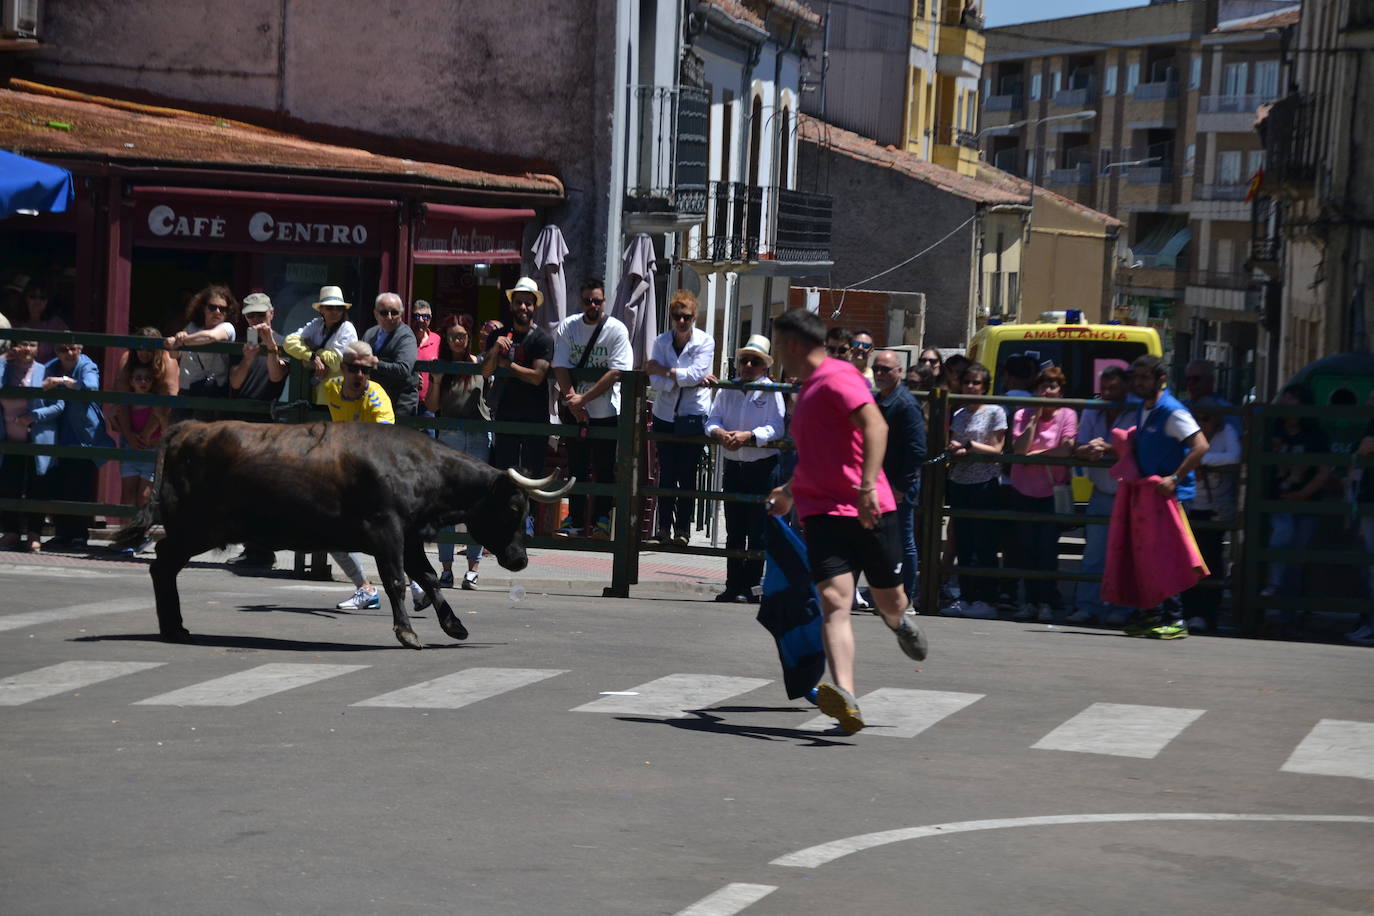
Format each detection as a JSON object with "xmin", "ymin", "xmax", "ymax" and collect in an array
[{"xmin": 785, "ymin": 288, "xmax": 895, "ymax": 345}]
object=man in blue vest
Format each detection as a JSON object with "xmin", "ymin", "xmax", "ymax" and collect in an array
[{"xmin": 1123, "ymin": 354, "xmax": 1210, "ymax": 639}]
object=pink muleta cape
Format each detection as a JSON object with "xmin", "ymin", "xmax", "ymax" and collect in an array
[{"xmin": 1100, "ymin": 426, "xmax": 1209, "ymax": 609}]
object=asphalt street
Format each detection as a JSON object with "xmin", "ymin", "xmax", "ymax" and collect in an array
[{"xmin": 1, "ymin": 555, "xmax": 1372, "ymax": 915}]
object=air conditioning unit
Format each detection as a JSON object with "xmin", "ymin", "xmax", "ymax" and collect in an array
[{"xmin": 1, "ymin": 0, "xmax": 42, "ymax": 40}]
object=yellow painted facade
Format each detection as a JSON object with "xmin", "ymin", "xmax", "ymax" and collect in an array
[{"xmin": 904, "ymin": 0, "xmax": 985, "ymax": 175}]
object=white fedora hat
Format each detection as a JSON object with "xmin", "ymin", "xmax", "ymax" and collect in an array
[
  {"xmin": 735, "ymin": 334, "xmax": 773, "ymax": 367},
  {"xmin": 312, "ymin": 285, "xmax": 351, "ymax": 311},
  {"xmin": 504, "ymin": 276, "xmax": 544, "ymax": 308}
]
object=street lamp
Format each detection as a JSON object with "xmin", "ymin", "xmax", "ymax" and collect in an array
[
  {"xmin": 1100, "ymin": 156, "xmax": 1161, "ymax": 177},
  {"xmin": 976, "ymin": 109, "xmax": 1096, "ymax": 139}
]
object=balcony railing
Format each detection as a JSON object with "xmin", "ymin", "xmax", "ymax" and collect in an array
[
  {"xmin": 1048, "ymin": 163, "xmax": 1094, "ymax": 185},
  {"xmin": 1132, "ymin": 80, "xmax": 1179, "ymax": 101},
  {"xmin": 1053, "ymin": 86, "xmax": 1096, "ymax": 107},
  {"xmin": 691, "ymin": 181, "xmax": 833, "ymax": 264},
  {"xmin": 1190, "ymin": 269, "xmax": 1255, "ymax": 291},
  {"xmin": 626, "ymin": 85, "xmax": 709, "ymax": 215},
  {"xmin": 1126, "ymin": 164, "xmax": 1175, "ymax": 185},
  {"xmin": 1199, "ymin": 94, "xmax": 1273, "ymax": 114},
  {"xmin": 1261, "ymin": 93, "xmax": 1317, "ymax": 190},
  {"xmin": 985, "ymin": 93, "xmax": 1024, "ymax": 112},
  {"xmin": 1195, "ymin": 183, "xmax": 1250, "ymax": 201},
  {"xmin": 931, "ymin": 124, "xmax": 979, "ymax": 149}
]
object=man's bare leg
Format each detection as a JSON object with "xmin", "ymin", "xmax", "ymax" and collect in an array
[{"xmin": 816, "ymin": 573, "xmax": 857, "ymax": 693}]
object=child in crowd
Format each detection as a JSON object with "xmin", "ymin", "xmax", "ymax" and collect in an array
[{"xmin": 118, "ymin": 362, "xmax": 165, "ymax": 532}]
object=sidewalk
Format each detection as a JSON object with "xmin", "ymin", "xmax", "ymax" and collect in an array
[{"xmin": 0, "ymin": 537, "xmax": 730, "ymax": 597}]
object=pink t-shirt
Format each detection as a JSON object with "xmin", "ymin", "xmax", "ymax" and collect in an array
[
  {"xmin": 1010, "ymin": 405, "xmax": 1079, "ymax": 497},
  {"xmin": 415, "ymin": 330, "xmax": 441, "ymax": 402},
  {"xmin": 790, "ymin": 358, "xmax": 896, "ymax": 519}
]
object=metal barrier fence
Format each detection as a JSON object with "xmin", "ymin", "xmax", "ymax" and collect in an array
[{"xmin": 1, "ymin": 325, "xmax": 1370, "ymax": 635}]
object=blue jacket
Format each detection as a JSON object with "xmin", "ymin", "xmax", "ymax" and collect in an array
[
  {"xmin": 876, "ymin": 382, "xmax": 928, "ymax": 499},
  {"xmin": 43, "ymin": 354, "xmax": 116, "ymax": 464},
  {"xmin": 1, "ymin": 359, "xmax": 63, "ymax": 475},
  {"xmin": 1134, "ymin": 390, "xmax": 1196, "ymax": 502}
]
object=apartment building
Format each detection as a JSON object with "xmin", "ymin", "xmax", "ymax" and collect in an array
[
  {"xmin": 1255, "ymin": 0, "xmax": 1374, "ymax": 390},
  {"xmin": 804, "ymin": 0, "xmax": 986, "ymax": 175},
  {"xmin": 981, "ymin": 0, "xmax": 1289, "ymax": 392}
]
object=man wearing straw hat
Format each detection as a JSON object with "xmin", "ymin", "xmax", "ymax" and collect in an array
[
  {"xmin": 483, "ymin": 277, "xmax": 555, "ymax": 481},
  {"xmin": 705, "ymin": 333, "xmax": 785, "ymax": 603}
]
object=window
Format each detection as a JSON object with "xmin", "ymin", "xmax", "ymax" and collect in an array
[
  {"xmin": 956, "ymin": 94, "xmax": 964, "ymax": 137},
  {"xmin": 1247, "ymin": 149, "xmax": 1266, "ymax": 179},
  {"xmin": 1006, "ymin": 272, "xmax": 1019, "ymax": 314},
  {"xmin": 983, "ymin": 77, "xmax": 991, "ymax": 100},
  {"xmin": 966, "ymin": 91, "xmax": 978, "ymax": 131},
  {"xmin": 1189, "ymin": 56, "xmax": 1202, "ymax": 90},
  {"xmin": 1104, "ymin": 66, "xmax": 1118, "ymax": 95},
  {"xmin": 1046, "ymin": 149, "xmax": 1057, "ymax": 175},
  {"xmin": 1051, "ymin": 72, "xmax": 1062, "ymax": 96},
  {"xmin": 1126, "ymin": 63, "xmax": 1140, "ymax": 92},
  {"xmin": 1027, "ymin": 151, "xmax": 1037, "ymax": 181},
  {"xmin": 1184, "ymin": 143, "xmax": 1196, "ymax": 176},
  {"xmin": 1255, "ymin": 60, "xmax": 1279, "ymax": 99},
  {"xmin": 1030, "ymin": 73, "xmax": 1042, "ymax": 100},
  {"xmin": 989, "ymin": 272, "xmax": 1002, "ymax": 314},
  {"xmin": 1223, "ymin": 62, "xmax": 1248, "ymax": 97},
  {"xmin": 1218, "ymin": 150, "xmax": 1242, "ymax": 185}
]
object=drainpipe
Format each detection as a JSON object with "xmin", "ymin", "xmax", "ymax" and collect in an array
[{"xmin": 605, "ymin": 0, "xmax": 634, "ymax": 290}]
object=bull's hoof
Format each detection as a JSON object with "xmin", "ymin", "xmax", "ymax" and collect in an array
[
  {"xmin": 438, "ymin": 614, "xmax": 469, "ymax": 641},
  {"xmin": 394, "ymin": 627, "xmax": 423, "ymax": 650},
  {"xmin": 160, "ymin": 627, "xmax": 192, "ymax": 643}
]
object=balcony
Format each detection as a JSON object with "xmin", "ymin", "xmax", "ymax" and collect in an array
[
  {"xmin": 1198, "ymin": 93, "xmax": 1275, "ymax": 133},
  {"xmin": 1186, "ymin": 270, "xmax": 1255, "ymax": 312},
  {"xmin": 985, "ymin": 93, "xmax": 1024, "ymax": 112},
  {"xmin": 1048, "ymin": 163, "xmax": 1094, "ymax": 186},
  {"xmin": 1053, "ymin": 85, "xmax": 1096, "ymax": 108},
  {"xmin": 1194, "ymin": 183, "xmax": 1250, "ymax": 201},
  {"xmin": 687, "ymin": 181, "xmax": 833, "ymax": 266},
  {"xmin": 1259, "ymin": 93, "xmax": 1317, "ymax": 195},
  {"xmin": 1190, "ymin": 269, "xmax": 1254, "ymax": 291},
  {"xmin": 930, "ymin": 124, "xmax": 979, "ymax": 175},
  {"xmin": 1132, "ymin": 80, "xmax": 1179, "ymax": 101},
  {"xmin": 1126, "ymin": 164, "xmax": 1174, "ymax": 185},
  {"xmin": 936, "ymin": 22, "xmax": 985, "ymax": 78},
  {"xmin": 624, "ymin": 85, "xmax": 709, "ymax": 230}
]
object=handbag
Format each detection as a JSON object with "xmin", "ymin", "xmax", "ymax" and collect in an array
[{"xmin": 557, "ymin": 317, "xmax": 605, "ymax": 426}]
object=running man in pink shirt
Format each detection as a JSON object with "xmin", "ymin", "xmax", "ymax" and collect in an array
[{"xmin": 765, "ymin": 310, "xmax": 928, "ymax": 733}]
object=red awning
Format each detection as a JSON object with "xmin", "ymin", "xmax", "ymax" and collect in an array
[{"xmin": 412, "ymin": 202, "xmax": 535, "ymax": 265}]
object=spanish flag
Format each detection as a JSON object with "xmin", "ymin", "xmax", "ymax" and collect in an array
[{"xmin": 1245, "ymin": 167, "xmax": 1265, "ymax": 203}]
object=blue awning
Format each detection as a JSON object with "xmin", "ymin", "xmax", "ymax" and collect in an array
[{"xmin": 0, "ymin": 151, "xmax": 74, "ymax": 217}]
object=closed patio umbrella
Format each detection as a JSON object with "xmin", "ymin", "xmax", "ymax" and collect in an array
[
  {"xmin": 0, "ymin": 151, "xmax": 74, "ymax": 217},
  {"xmin": 531, "ymin": 225, "xmax": 569, "ymax": 329},
  {"xmin": 608, "ymin": 233, "xmax": 657, "ymax": 368}
]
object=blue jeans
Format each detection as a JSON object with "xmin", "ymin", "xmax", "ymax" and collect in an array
[
  {"xmin": 897, "ymin": 495, "xmax": 919, "ymax": 607},
  {"xmin": 1074, "ymin": 488, "xmax": 1127, "ymax": 619},
  {"xmin": 1265, "ymin": 511, "xmax": 1318, "ymax": 593},
  {"xmin": 437, "ymin": 427, "xmax": 490, "ymax": 567}
]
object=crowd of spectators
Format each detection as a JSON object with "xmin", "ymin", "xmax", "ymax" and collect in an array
[{"xmin": 0, "ymin": 271, "xmax": 1369, "ymax": 642}]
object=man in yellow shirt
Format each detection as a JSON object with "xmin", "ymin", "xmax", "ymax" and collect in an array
[{"xmin": 324, "ymin": 341, "xmax": 414, "ymax": 610}]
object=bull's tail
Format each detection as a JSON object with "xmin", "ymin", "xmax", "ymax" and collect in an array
[{"xmin": 109, "ymin": 437, "xmax": 168, "ymax": 551}]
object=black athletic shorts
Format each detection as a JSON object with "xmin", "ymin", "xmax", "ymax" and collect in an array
[{"xmin": 802, "ymin": 511, "xmax": 905, "ymax": 589}]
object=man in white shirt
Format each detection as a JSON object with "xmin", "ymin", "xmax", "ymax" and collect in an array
[
  {"xmin": 705, "ymin": 334, "xmax": 786, "ymax": 603},
  {"xmin": 553, "ymin": 277, "xmax": 634, "ymax": 538},
  {"xmin": 645, "ymin": 290, "xmax": 716, "ymax": 546}
]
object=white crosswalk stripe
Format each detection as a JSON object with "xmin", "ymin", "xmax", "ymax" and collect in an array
[
  {"xmin": 0, "ymin": 661, "xmax": 165, "ymax": 706},
  {"xmin": 0, "ymin": 598, "xmax": 150, "ymax": 633},
  {"xmin": 571, "ymin": 674, "xmax": 771, "ymax": 718},
  {"xmin": 133, "ymin": 663, "xmax": 369, "ymax": 707},
  {"xmin": 1281, "ymin": 719, "xmax": 1374, "ymax": 781},
  {"xmin": 799, "ymin": 688, "xmax": 985, "ymax": 738},
  {"xmin": 1031, "ymin": 702, "xmax": 1206, "ymax": 759},
  {"xmin": 352, "ymin": 667, "xmax": 567, "ymax": 709}
]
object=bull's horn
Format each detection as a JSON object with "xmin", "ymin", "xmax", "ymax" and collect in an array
[
  {"xmin": 506, "ymin": 468, "xmax": 560, "ymax": 490},
  {"xmin": 527, "ymin": 477, "xmax": 576, "ymax": 504}
]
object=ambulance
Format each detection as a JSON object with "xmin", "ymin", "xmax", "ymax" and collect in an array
[{"xmin": 966, "ymin": 311, "xmax": 1163, "ymax": 399}]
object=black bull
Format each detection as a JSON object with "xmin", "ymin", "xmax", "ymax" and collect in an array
[{"xmin": 112, "ymin": 421, "xmax": 573, "ymax": 649}]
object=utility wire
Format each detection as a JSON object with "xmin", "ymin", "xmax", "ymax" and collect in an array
[{"xmin": 830, "ymin": 214, "xmax": 979, "ymax": 319}]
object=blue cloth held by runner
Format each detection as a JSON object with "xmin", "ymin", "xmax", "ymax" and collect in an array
[{"xmin": 757, "ymin": 516, "xmax": 826, "ymax": 700}]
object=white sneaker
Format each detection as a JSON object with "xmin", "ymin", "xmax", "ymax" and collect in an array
[
  {"xmin": 1065, "ymin": 609, "xmax": 1096, "ymax": 625},
  {"xmin": 1037, "ymin": 603, "xmax": 1055, "ymax": 623},
  {"xmin": 1012, "ymin": 604, "xmax": 1036, "ymax": 622},
  {"xmin": 939, "ymin": 600, "xmax": 968, "ymax": 618},
  {"xmin": 409, "ymin": 582, "xmax": 425, "ymax": 600},
  {"xmin": 462, "ymin": 570, "xmax": 480, "ymax": 590},
  {"xmin": 964, "ymin": 600, "xmax": 1000, "ymax": 619},
  {"xmin": 336, "ymin": 588, "xmax": 379, "ymax": 610},
  {"xmin": 1187, "ymin": 616, "xmax": 1209, "ymax": 633}
]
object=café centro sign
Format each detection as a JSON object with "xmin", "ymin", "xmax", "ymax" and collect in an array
[{"xmin": 132, "ymin": 195, "xmax": 391, "ymax": 254}]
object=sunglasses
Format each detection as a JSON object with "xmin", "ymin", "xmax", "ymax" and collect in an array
[
  {"xmin": 582, "ymin": 296, "xmax": 605, "ymax": 306},
  {"xmin": 826, "ymin": 345, "xmax": 851, "ymax": 356},
  {"xmin": 918, "ymin": 356, "xmax": 940, "ymax": 364},
  {"xmin": 447, "ymin": 334, "xmax": 468, "ymax": 343},
  {"xmin": 320, "ymin": 304, "xmax": 347, "ymax": 312},
  {"xmin": 344, "ymin": 363, "xmax": 372, "ymax": 375},
  {"xmin": 850, "ymin": 342, "xmax": 872, "ymax": 351},
  {"xmin": 377, "ymin": 309, "xmax": 402, "ymax": 318},
  {"xmin": 205, "ymin": 303, "xmax": 229, "ymax": 314},
  {"xmin": 739, "ymin": 358, "xmax": 768, "ymax": 370},
  {"xmin": 412, "ymin": 313, "xmax": 431, "ymax": 321},
  {"xmin": 670, "ymin": 313, "xmax": 694, "ymax": 322}
]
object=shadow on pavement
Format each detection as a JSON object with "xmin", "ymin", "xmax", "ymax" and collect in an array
[
  {"xmin": 616, "ymin": 707, "xmax": 855, "ymax": 747},
  {"xmin": 69, "ymin": 632, "xmax": 497, "ymax": 652}
]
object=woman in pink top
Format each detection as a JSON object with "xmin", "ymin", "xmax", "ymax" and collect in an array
[{"xmin": 1010, "ymin": 366, "xmax": 1078, "ymax": 621}]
